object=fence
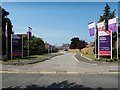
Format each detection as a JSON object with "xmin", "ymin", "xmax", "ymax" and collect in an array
[
  {"xmin": 81, "ymin": 47, "xmax": 94, "ymax": 55},
  {"xmin": 68, "ymin": 49, "xmax": 81, "ymax": 53}
]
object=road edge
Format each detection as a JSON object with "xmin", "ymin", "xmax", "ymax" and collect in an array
[{"xmin": 2, "ymin": 53, "xmax": 64, "ymax": 65}]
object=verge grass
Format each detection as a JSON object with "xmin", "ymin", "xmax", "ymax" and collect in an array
[
  {"xmin": 3, "ymin": 52, "xmax": 59, "ymax": 63},
  {"xmin": 82, "ymin": 53, "xmax": 95, "ymax": 60}
]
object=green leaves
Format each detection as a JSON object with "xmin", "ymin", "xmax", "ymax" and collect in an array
[{"xmin": 23, "ymin": 35, "xmax": 45, "ymax": 55}]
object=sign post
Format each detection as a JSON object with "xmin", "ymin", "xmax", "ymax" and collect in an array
[
  {"xmin": 98, "ymin": 30, "xmax": 112, "ymax": 57},
  {"xmin": 11, "ymin": 34, "xmax": 12, "ymax": 60},
  {"xmin": 12, "ymin": 34, "xmax": 22, "ymax": 57}
]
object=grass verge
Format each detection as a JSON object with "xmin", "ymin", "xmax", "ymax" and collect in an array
[
  {"xmin": 2, "ymin": 52, "xmax": 59, "ymax": 63},
  {"xmin": 82, "ymin": 53, "xmax": 95, "ymax": 60}
]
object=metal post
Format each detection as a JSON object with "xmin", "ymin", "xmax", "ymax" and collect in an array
[
  {"xmin": 6, "ymin": 22, "xmax": 8, "ymax": 60},
  {"xmin": 111, "ymin": 30, "xmax": 112, "ymax": 59},
  {"xmin": 28, "ymin": 32, "xmax": 29, "ymax": 59},
  {"xmin": 11, "ymin": 34, "xmax": 12, "ymax": 59},
  {"xmin": 116, "ymin": 16, "xmax": 118, "ymax": 59},
  {"xmin": 94, "ymin": 21, "xmax": 96, "ymax": 59},
  {"xmin": 98, "ymin": 30, "xmax": 100, "ymax": 59},
  {"xmin": 51, "ymin": 47, "xmax": 52, "ymax": 53},
  {"xmin": 48, "ymin": 45, "xmax": 49, "ymax": 54},
  {"xmin": 22, "ymin": 35, "xmax": 23, "ymax": 58}
]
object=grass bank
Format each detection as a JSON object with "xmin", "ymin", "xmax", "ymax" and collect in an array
[
  {"xmin": 81, "ymin": 53, "xmax": 95, "ymax": 60},
  {"xmin": 3, "ymin": 52, "xmax": 59, "ymax": 63}
]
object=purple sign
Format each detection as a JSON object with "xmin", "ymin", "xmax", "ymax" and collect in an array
[
  {"xmin": 108, "ymin": 17, "xmax": 117, "ymax": 32},
  {"xmin": 12, "ymin": 34, "xmax": 22, "ymax": 56},
  {"xmin": 99, "ymin": 35, "xmax": 111, "ymax": 51},
  {"xmin": 88, "ymin": 22, "xmax": 95, "ymax": 37},
  {"xmin": 98, "ymin": 30, "xmax": 111, "ymax": 56}
]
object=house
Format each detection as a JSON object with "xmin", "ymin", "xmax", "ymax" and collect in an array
[{"xmin": 86, "ymin": 42, "xmax": 94, "ymax": 48}]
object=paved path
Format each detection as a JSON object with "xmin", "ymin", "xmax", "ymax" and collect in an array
[
  {"xmin": 1, "ymin": 52, "xmax": 119, "ymax": 89},
  {"xmin": 2, "ymin": 52, "xmax": 118, "ymax": 73}
]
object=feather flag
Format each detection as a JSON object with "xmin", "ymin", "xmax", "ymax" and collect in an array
[
  {"xmin": 28, "ymin": 26, "xmax": 32, "ymax": 40},
  {"xmin": 5, "ymin": 23, "xmax": 8, "ymax": 38},
  {"xmin": 108, "ymin": 17, "xmax": 117, "ymax": 32},
  {"xmin": 88, "ymin": 22, "xmax": 95, "ymax": 37}
]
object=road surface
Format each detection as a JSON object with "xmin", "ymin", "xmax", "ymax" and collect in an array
[{"xmin": 1, "ymin": 52, "xmax": 119, "ymax": 89}]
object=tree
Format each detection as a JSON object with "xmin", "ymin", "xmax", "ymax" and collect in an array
[
  {"xmin": 77, "ymin": 40, "xmax": 88, "ymax": 49},
  {"xmin": 2, "ymin": 8, "xmax": 12, "ymax": 59},
  {"xmin": 23, "ymin": 35, "xmax": 45, "ymax": 56},
  {"xmin": 70, "ymin": 37, "xmax": 87, "ymax": 49},
  {"xmin": 70, "ymin": 37, "xmax": 79, "ymax": 49}
]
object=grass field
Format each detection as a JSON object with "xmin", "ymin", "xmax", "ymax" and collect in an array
[{"xmin": 3, "ymin": 52, "xmax": 59, "ymax": 63}]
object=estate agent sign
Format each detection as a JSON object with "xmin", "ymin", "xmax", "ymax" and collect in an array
[
  {"xmin": 11, "ymin": 34, "xmax": 22, "ymax": 57},
  {"xmin": 98, "ymin": 30, "xmax": 112, "ymax": 56}
]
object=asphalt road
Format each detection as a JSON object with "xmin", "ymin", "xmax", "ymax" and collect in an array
[{"xmin": 1, "ymin": 52, "xmax": 119, "ymax": 89}]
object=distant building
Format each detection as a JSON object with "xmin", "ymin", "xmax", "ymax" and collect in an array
[
  {"xmin": 61, "ymin": 43, "xmax": 70, "ymax": 50},
  {"xmin": 114, "ymin": 37, "xmax": 120, "ymax": 48},
  {"xmin": 45, "ymin": 42, "xmax": 50, "ymax": 49},
  {"xmin": 86, "ymin": 42, "xmax": 94, "ymax": 48}
]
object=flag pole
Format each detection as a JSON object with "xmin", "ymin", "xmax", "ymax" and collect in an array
[
  {"xmin": 117, "ymin": 15, "xmax": 118, "ymax": 59},
  {"xmin": 6, "ymin": 22, "xmax": 8, "ymax": 60},
  {"xmin": 11, "ymin": 34, "xmax": 12, "ymax": 60},
  {"xmin": 22, "ymin": 35, "xmax": 23, "ymax": 58},
  {"xmin": 111, "ymin": 30, "xmax": 112, "ymax": 59},
  {"xmin": 28, "ymin": 32, "xmax": 29, "ymax": 59},
  {"xmin": 94, "ymin": 21, "xmax": 96, "ymax": 59},
  {"xmin": 48, "ymin": 45, "xmax": 49, "ymax": 54}
]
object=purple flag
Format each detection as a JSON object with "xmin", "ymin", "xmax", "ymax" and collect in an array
[
  {"xmin": 28, "ymin": 31, "xmax": 32, "ymax": 40},
  {"xmin": 28, "ymin": 26, "xmax": 32, "ymax": 40},
  {"xmin": 88, "ymin": 22, "xmax": 95, "ymax": 36},
  {"xmin": 5, "ymin": 23, "xmax": 8, "ymax": 38},
  {"xmin": 108, "ymin": 17, "xmax": 117, "ymax": 32}
]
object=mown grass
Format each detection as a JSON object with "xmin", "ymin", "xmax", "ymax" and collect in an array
[
  {"xmin": 82, "ymin": 54, "xmax": 95, "ymax": 60},
  {"xmin": 2, "ymin": 52, "xmax": 59, "ymax": 63}
]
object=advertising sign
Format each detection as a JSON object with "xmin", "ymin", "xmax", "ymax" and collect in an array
[
  {"xmin": 12, "ymin": 34, "xmax": 22, "ymax": 56},
  {"xmin": 98, "ymin": 30, "xmax": 112, "ymax": 56}
]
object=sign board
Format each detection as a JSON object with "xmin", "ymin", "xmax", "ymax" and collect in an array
[
  {"xmin": 98, "ymin": 30, "xmax": 112, "ymax": 56},
  {"xmin": 12, "ymin": 34, "xmax": 22, "ymax": 56}
]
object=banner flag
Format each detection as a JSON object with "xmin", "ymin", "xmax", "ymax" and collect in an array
[
  {"xmin": 5, "ymin": 23, "xmax": 8, "ymax": 38},
  {"xmin": 97, "ymin": 21, "xmax": 104, "ymax": 31},
  {"xmin": 28, "ymin": 31, "xmax": 32, "ymax": 40},
  {"xmin": 28, "ymin": 26, "xmax": 32, "ymax": 40},
  {"xmin": 108, "ymin": 17, "xmax": 117, "ymax": 32},
  {"xmin": 88, "ymin": 22, "xmax": 95, "ymax": 36}
]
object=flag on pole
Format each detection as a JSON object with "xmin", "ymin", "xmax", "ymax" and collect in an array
[
  {"xmin": 28, "ymin": 26, "xmax": 32, "ymax": 32},
  {"xmin": 12, "ymin": 25, "xmax": 14, "ymax": 34},
  {"xmin": 97, "ymin": 21, "xmax": 105, "ymax": 31},
  {"xmin": 5, "ymin": 23, "xmax": 8, "ymax": 38},
  {"xmin": 88, "ymin": 22, "xmax": 95, "ymax": 36},
  {"xmin": 108, "ymin": 17, "xmax": 117, "ymax": 32},
  {"xmin": 28, "ymin": 26, "xmax": 32, "ymax": 40}
]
